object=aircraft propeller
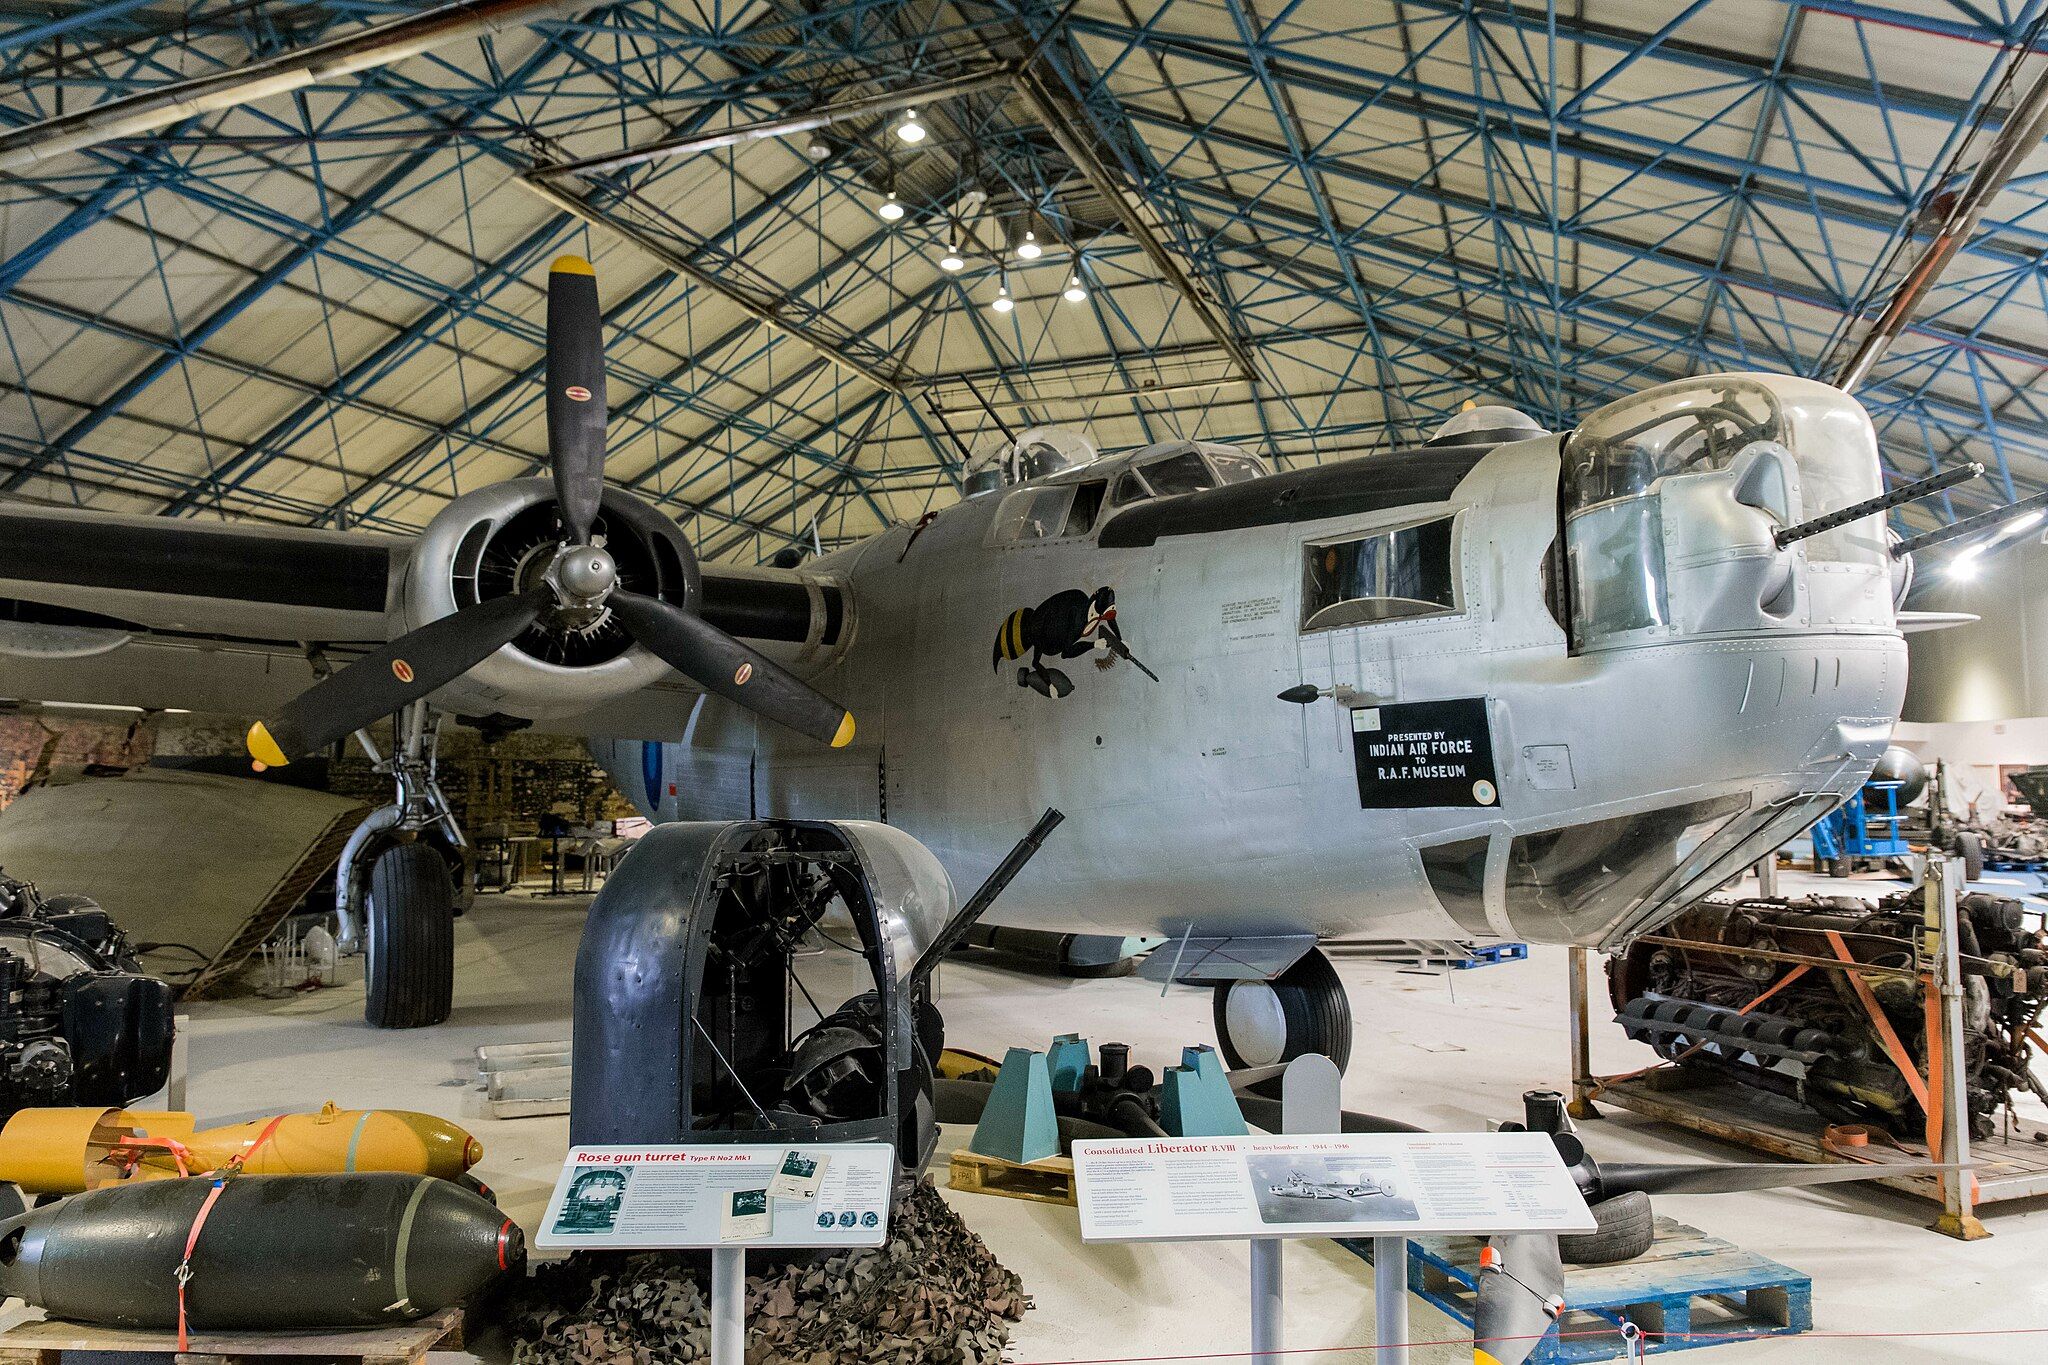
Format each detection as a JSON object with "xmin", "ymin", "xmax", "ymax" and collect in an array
[{"xmin": 246, "ymin": 255, "xmax": 856, "ymax": 768}]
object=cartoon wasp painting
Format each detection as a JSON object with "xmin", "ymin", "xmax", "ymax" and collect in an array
[{"xmin": 992, "ymin": 586, "xmax": 1159, "ymax": 697}]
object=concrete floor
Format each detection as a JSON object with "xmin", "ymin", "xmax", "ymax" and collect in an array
[{"xmin": 163, "ymin": 870, "xmax": 2047, "ymax": 1365}]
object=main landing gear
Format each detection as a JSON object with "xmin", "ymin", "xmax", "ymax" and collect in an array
[
  {"xmin": 336, "ymin": 702, "xmax": 466, "ymax": 1029},
  {"xmin": 1210, "ymin": 947, "xmax": 1353, "ymax": 1073}
]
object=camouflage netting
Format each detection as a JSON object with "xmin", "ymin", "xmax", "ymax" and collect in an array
[{"xmin": 507, "ymin": 1181, "xmax": 1031, "ymax": 1365}]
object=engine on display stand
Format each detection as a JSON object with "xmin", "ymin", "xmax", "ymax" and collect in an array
[
  {"xmin": 1609, "ymin": 889, "xmax": 2048, "ymax": 1140},
  {"xmin": 0, "ymin": 868, "xmax": 175, "ymax": 1122}
]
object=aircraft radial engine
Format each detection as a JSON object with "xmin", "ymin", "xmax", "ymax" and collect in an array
[
  {"xmin": 245, "ymin": 256, "xmax": 857, "ymax": 769},
  {"xmin": 388, "ymin": 477, "xmax": 701, "ymax": 721}
]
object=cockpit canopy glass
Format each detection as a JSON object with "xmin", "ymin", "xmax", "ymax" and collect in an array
[
  {"xmin": 1563, "ymin": 377, "xmax": 1783, "ymax": 513},
  {"xmin": 1560, "ymin": 375, "xmax": 1884, "ymax": 650},
  {"xmin": 1110, "ymin": 443, "xmax": 1270, "ymax": 507}
]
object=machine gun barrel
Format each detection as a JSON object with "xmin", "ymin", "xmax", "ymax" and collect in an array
[
  {"xmin": 1891, "ymin": 487, "xmax": 2048, "ymax": 559},
  {"xmin": 1774, "ymin": 463, "xmax": 1981, "ymax": 548},
  {"xmin": 908, "ymin": 807, "xmax": 1064, "ymax": 993}
]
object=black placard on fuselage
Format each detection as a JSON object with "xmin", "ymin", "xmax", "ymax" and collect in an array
[{"xmin": 1350, "ymin": 698, "xmax": 1500, "ymax": 809}]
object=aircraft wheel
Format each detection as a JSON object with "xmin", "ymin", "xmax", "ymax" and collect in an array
[
  {"xmin": 1957, "ymin": 831, "xmax": 1985, "ymax": 882},
  {"xmin": 1211, "ymin": 947, "xmax": 1352, "ymax": 1073},
  {"xmin": 365, "ymin": 843, "xmax": 455, "ymax": 1029},
  {"xmin": 1558, "ymin": 1190, "xmax": 1655, "ymax": 1265}
]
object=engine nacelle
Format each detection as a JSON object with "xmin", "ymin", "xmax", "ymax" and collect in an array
[{"xmin": 395, "ymin": 479, "xmax": 695, "ymax": 720}]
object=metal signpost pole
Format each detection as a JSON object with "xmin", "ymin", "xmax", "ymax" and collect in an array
[
  {"xmin": 1249, "ymin": 1239, "xmax": 1282, "ymax": 1362},
  {"xmin": 1373, "ymin": 1235, "xmax": 1408, "ymax": 1363},
  {"xmin": 710, "ymin": 1246, "xmax": 745, "ymax": 1365}
]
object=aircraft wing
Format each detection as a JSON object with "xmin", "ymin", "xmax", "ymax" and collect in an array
[
  {"xmin": 0, "ymin": 503, "xmax": 397, "ymax": 718},
  {"xmin": 0, "ymin": 502, "xmax": 838, "ymax": 740}
]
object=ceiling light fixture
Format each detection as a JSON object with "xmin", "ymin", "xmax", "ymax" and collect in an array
[
  {"xmin": 877, "ymin": 190, "xmax": 905, "ymax": 222},
  {"xmin": 991, "ymin": 284, "xmax": 1014, "ymax": 313},
  {"xmin": 1015, "ymin": 229, "xmax": 1041, "ymax": 260},
  {"xmin": 1063, "ymin": 274, "xmax": 1087, "ymax": 303},
  {"xmin": 939, "ymin": 244, "xmax": 965, "ymax": 272},
  {"xmin": 895, "ymin": 108, "xmax": 926, "ymax": 144},
  {"xmin": 804, "ymin": 133, "xmax": 832, "ymax": 161}
]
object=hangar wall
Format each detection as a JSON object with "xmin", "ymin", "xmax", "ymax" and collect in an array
[
  {"xmin": 1899, "ymin": 532, "xmax": 2048, "ymax": 816},
  {"xmin": 1903, "ymin": 532, "xmax": 2048, "ymax": 723}
]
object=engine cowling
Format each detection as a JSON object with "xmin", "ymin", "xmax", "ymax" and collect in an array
[{"xmin": 393, "ymin": 479, "xmax": 695, "ymax": 720}]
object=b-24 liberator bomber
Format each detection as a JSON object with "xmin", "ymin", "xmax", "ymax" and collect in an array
[{"xmin": 0, "ymin": 256, "xmax": 1946, "ymax": 1064}]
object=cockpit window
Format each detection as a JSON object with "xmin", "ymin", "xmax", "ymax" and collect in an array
[
  {"xmin": 1138, "ymin": 451, "xmax": 1214, "ymax": 497},
  {"xmin": 990, "ymin": 485, "xmax": 1077, "ymax": 545},
  {"xmin": 1207, "ymin": 452, "xmax": 1268, "ymax": 485},
  {"xmin": 1301, "ymin": 518, "xmax": 1457, "ymax": 632},
  {"xmin": 1111, "ymin": 470, "xmax": 1149, "ymax": 507}
]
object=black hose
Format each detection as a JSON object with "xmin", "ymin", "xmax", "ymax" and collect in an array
[
  {"xmin": 1233, "ymin": 1093, "xmax": 1427, "ymax": 1135},
  {"xmin": 933, "ymin": 1078, "xmax": 1125, "ymax": 1143}
]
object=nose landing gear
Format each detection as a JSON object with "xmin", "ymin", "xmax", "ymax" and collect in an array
[
  {"xmin": 338, "ymin": 701, "xmax": 466, "ymax": 1029},
  {"xmin": 1210, "ymin": 947, "xmax": 1352, "ymax": 1073}
]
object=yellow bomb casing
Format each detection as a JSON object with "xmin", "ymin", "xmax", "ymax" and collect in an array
[
  {"xmin": 185, "ymin": 1104, "xmax": 483, "ymax": 1180},
  {"xmin": 0, "ymin": 1108, "xmax": 195, "ymax": 1194},
  {"xmin": 0, "ymin": 1104, "xmax": 481, "ymax": 1193}
]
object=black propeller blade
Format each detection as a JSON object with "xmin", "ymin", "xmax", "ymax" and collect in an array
[
  {"xmin": 611, "ymin": 590, "xmax": 854, "ymax": 749},
  {"xmin": 248, "ymin": 254, "xmax": 857, "ymax": 769},
  {"xmin": 1600, "ymin": 1158, "xmax": 1943, "ymax": 1198},
  {"xmin": 247, "ymin": 590, "xmax": 549, "ymax": 767},
  {"xmin": 1473, "ymin": 1233, "xmax": 1565, "ymax": 1365},
  {"xmin": 545, "ymin": 254, "xmax": 607, "ymax": 545}
]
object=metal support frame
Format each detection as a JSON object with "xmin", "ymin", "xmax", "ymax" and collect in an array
[
  {"xmin": 1565, "ymin": 860, "xmax": 2037, "ymax": 1235},
  {"xmin": 0, "ymin": 0, "xmax": 2042, "ymax": 559}
]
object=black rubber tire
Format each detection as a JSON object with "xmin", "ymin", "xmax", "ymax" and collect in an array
[
  {"xmin": 365, "ymin": 843, "xmax": 455, "ymax": 1029},
  {"xmin": 1558, "ymin": 1190, "xmax": 1655, "ymax": 1265},
  {"xmin": 1210, "ymin": 947, "xmax": 1353, "ymax": 1074},
  {"xmin": 1957, "ymin": 831, "xmax": 1985, "ymax": 882}
]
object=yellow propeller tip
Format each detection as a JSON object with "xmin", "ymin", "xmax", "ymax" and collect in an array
[
  {"xmin": 550, "ymin": 254, "xmax": 595, "ymax": 276},
  {"xmin": 1475, "ymin": 1350, "xmax": 1506, "ymax": 1365},
  {"xmin": 246, "ymin": 722, "xmax": 288, "ymax": 769},
  {"xmin": 832, "ymin": 712, "xmax": 856, "ymax": 748}
]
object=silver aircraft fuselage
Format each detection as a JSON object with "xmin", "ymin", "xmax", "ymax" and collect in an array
[{"xmin": 605, "ymin": 373, "xmax": 1906, "ymax": 952}]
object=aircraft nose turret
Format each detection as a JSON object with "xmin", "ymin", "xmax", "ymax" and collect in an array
[{"xmin": 1561, "ymin": 373, "xmax": 1899, "ymax": 649}]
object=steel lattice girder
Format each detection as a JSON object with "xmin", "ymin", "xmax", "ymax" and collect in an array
[{"xmin": 0, "ymin": 0, "xmax": 2039, "ymax": 559}]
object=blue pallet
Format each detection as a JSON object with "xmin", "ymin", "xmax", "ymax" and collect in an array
[
  {"xmin": 1986, "ymin": 858, "xmax": 2046, "ymax": 872},
  {"xmin": 1451, "ymin": 942, "xmax": 1529, "ymax": 969},
  {"xmin": 1339, "ymin": 1216, "xmax": 1811, "ymax": 1363}
]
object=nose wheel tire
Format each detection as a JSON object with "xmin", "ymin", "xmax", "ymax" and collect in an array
[
  {"xmin": 365, "ymin": 843, "xmax": 455, "ymax": 1029},
  {"xmin": 1211, "ymin": 947, "xmax": 1352, "ymax": 1073}
]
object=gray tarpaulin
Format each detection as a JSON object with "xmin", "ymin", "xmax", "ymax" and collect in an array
[{"xmin": 0, "ymin": 768, "xmax": 366, "ymax": 996}]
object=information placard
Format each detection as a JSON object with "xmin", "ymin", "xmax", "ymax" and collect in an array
[
  {"xmin": 1350, "ymin": 697, "xmax": 1499, "ymax": 809},
  {"xmin": 1072, "ymin": 1131, "xmax": 1593, "ymax": 1242},
  {"xmin": 536, "ymin": 1143, "xmax": 895, "ymax": 1250}
]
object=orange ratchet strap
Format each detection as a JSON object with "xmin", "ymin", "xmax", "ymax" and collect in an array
[{"xmin": 174, "ymin": 1114, "xmax": 288, "ymax": 1350}]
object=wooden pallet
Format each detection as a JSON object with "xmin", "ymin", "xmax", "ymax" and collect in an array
[
  {"xmin": 1588, "ymin": 1070, "xmax": 2048, "ymax": 1207},
  {"xmin": 1342, "ymin": 1218, "xmax": 1809, "ymax": 1363},
  {"xmin": 947, "ymin": 1148, "xmax": 1076, "ymax": 1206},
  {"xmin": 0, "ymin": 1306, "xmax": 463, "ymax": 1365}
]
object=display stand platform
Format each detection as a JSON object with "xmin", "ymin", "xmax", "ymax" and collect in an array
[
  {"xmin": 1341, "ymin": 1219, "xmax": 1810, "ymax": 1363},
  {"xmin": 0, "ymin": 1306, "xmax": 463, "ymax": 1365}
]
